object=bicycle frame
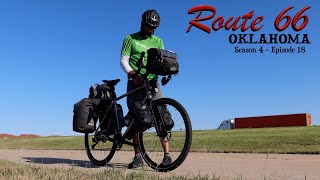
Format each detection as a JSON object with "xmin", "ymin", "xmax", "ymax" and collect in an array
[{"xmin": 93, "ymin": 79, "xmax": 155, "ymax": 149}]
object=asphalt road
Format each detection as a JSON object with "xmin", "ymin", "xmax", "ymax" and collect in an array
[{"xmin": 0, "ymin": 149, "xmax": 319, "ymax": 179}]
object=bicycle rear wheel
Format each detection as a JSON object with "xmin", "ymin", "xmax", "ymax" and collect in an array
[
  {"xmin": 84, "ymin": 118, "xmax": 117, "ymax": 166},
  {"xmin": 138, "ymin": 98, "xmax": 192, "ymax": 172}
]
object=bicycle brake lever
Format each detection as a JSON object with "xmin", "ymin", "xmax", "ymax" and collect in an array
[{"xmin": 161, "ymin": 75, "xmax": 171, "ymax": 86}]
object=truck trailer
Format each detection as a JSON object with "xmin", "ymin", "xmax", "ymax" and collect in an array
[{"xmin": 218, "ymin": 113, "xmax": 312, "ymax": 129}]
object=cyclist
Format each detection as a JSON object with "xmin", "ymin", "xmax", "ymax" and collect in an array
[{"xmin": 120, "ymin": 9, "xmax": 172, "ymax": 169}]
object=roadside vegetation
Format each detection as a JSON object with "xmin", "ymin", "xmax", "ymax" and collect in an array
[
  {"xmin": 0, "ymin": 159, "xmax": 219, "ymax": 180},
  {"xmin": 1, "ymin": 126, "xmax": 320, "ymax": 154}
]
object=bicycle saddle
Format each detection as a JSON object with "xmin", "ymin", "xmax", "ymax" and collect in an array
[{"xmin": 102, "ymin": 79, "xmax": 120, "ymax": 86}]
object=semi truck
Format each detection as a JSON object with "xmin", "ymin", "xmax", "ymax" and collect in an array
[{"xmin": 218, "ymin": 113, "xmax": 312, "ymax": 129}]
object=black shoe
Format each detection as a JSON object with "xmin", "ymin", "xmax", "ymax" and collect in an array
[
  {"xmin": 127, "ymin": 154, "xmax": 144, "ymax": 169},
  {"xmin": 159, "ymin": 154, "xmax": 172, "ymax": 167}
]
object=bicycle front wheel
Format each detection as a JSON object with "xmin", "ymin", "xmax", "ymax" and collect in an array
[{"xmin": 138, "ymin": 98, "xmax": 192, "ymax": 172}]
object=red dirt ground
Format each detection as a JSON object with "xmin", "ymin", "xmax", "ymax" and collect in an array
[{"xmin": 0, "ymin": 134, "xmax": 41, "ymax": 139}]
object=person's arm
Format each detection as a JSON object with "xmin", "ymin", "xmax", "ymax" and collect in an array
[
  {"xmin": 120, "ymin": 35, "xmax": 143, "ymax": 85},
  {"xmin": 120, "ymin": 35, "xmax": 134, "ymax": 74},
  {"xmin": 120, "ymin": 55, "xmax": 134, "ymax": 74}
]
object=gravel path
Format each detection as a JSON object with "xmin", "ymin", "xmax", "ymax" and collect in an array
[{"xmin": 0, "ymin": 149, "xmax": 319, "ymax": 179}]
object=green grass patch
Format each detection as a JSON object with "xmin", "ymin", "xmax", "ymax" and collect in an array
[
  {"xmin": 191, "ymin": 126, "xmax": 320, "ymax": 154},
  {"xmin": 1, "ymin": 126, "xmax": 320, "ymax": 154}
]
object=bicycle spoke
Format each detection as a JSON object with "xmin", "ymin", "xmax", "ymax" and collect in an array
[
  {"xmin": 84, "ymin": 122, "xmax": 116, "ymax": 166},
  {"xmin": 138, "ymin": 98, "xmax": 192, "ymax": 172}
]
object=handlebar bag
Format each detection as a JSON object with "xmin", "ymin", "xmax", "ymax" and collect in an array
[{"xmin": 147, "ymin": 48, "xmax": 179, "ymax": 76}]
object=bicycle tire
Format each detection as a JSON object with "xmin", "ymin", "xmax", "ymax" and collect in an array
[
  {"xmin": 138, "ymin": 98, "xmax": 192, "ymax": 172},
  {"xmin": 84, "ymin": 120, "xmax": 117, "ymax": 166}
]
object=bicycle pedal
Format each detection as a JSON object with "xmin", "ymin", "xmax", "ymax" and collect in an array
[
  {"xmin": 92, "ymin": 137, "xmax": 98, "ymax": 143},
  {"xmin": 91, "ymin": 143, "xmax": 97, "ymax": 150},
  {"xmin": 115, "ymin": 145, "xmax": 122, "ymax": 150},
  {"xmin": 114, "ymin": 139, "xmax": 123, "ymax": 150},
  {"xmin": 95, "ymin": 133, "xmax": 107, "ymax": 142},
  {"xmin": 100, "ymin": 134, "xmax": 107, "ymax": 142}
]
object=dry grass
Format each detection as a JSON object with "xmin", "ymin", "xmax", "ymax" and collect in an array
[{"xmin": 0, "ymin": 160, "xmax": 220, "ymax": 180}]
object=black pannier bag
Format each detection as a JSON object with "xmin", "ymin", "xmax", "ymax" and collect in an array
[
  {"xmin": 147, "ymin": 48, "xmax": 179, "ymax": 76},
  {"xmin": 159, "ymin": 105, "xmax": 174, "ymax": 130},
  {"xmin": 134, "ymin": 101, "xmax": 153, "ymax": 131},
  {"xmin": 73, "ymin": 98, "xmax": 100, "ymax": 133}
]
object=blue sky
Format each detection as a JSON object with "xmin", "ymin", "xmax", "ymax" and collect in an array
[{"xmin": 0, "ymin": 0, "xmax": 318, "ymax": 136}]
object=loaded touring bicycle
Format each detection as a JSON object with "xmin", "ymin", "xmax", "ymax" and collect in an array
[{"xmin": 73, "ymin": 48, "xmax": 192, "ymax": 171}]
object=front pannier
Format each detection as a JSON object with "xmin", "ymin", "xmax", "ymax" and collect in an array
[
  {"xmin": 159, "ymin": 105, "xmax": 174, "ymax": 130},
  {"xmin": 147, "ymin": 48, "xmax": 179, "ymax": 76},
  {"xmin": 73, "ymin": 98, "xmax": 100, "ymax": 133},
  {"xmin": 134, "ymin": 101, "xmax": 153, "ymax": 132}
]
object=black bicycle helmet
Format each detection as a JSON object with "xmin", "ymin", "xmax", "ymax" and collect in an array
[{"xmin": 141, "ymin": 9, "xmax": 160, "ymax": 28}]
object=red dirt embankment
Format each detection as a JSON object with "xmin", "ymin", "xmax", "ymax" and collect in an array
[{"xmin": 0, "ymin": 134, "xmax": 41, "ymax": 139}]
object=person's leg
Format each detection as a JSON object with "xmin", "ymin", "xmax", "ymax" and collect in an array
[
  {"xmin": 161, "ymin": 137, "xmax": 169, "ymax": 153},
  {"xmin": 133, "ymin": 132, "xmax": 140, "ymax": 154},
  {"xmin": 152, "ymin": 82, "xmax": 169, "ymax": 151},
  {"xmin": 154, "ymin": 82, "xmax": 172, "ymax": 166},
  {"xmin": 126, "ymin": 80, "xmax": 144, "ymax": 168},
  {"xmin": 126, "ymin": 80, "xmax": 136, "ymax": 116},
  {"xmin": 127, "ymin": 131, "xmax": 144, "ymax": 169}
]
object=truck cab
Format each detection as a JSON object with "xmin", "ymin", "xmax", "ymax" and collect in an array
[{"xmin": 218, "ymin": 119, "xmax": 235, "ymax": 129}]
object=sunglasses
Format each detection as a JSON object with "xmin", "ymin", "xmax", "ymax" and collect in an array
[{"xmin": 144, "ymin": 24, "xmax": 157, "ymax": 30}]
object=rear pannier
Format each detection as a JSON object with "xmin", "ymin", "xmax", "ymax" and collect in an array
[
  {"xmin": 147, "ymin": 48, "xmax": 179, "ymax": 76},
  {"xmin": 89, "ymin": 83, "xmax": 115, "ymax": 100},
  {"xmin": 73, "ymin": 80, "xmax": 119, "ymax": 133},
  {"xmin": 73, "ymin": 98, "xmax": 100, "ymax": 133}
]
